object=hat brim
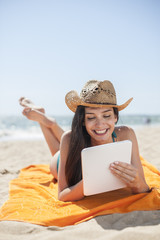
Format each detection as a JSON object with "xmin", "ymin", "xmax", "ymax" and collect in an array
[{"xmin": 65, "ymin": 90, "xmax": 133, "ymax": 113}]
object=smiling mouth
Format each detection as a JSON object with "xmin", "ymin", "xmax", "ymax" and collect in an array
[{"xmin": 94, "ymin": 129, "xmax": 108, "ymax": 135}]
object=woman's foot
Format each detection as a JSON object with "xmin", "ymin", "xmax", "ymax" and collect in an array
[
  {"xmin": 22, "ymin": 107, "xmax": 56, "ymax": 128},
  {"xmin": 19, "ymin": 97, "xmax": 45, "ymax": 113}
]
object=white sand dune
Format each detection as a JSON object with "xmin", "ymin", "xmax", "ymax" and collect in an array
[{"xmin": 0, "ymin": 126, "xmax": 160, "ymax": 240}]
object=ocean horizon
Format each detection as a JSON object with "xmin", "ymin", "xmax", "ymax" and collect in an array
[{"xmin": 0, "ymin": 114, "xmax": 160, "ymax": 142}]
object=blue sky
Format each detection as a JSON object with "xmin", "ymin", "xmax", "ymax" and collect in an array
[{"xmin": 0, "ymin": 0, "xmax": 160, "ymax": 116}]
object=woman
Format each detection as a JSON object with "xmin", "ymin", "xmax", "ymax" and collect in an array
[{"xmin": 19, "ymin": 80, "xmax": 149, "ymax": 202}]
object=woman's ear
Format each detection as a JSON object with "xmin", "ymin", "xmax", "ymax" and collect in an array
[{"xmin": 82, "ymin": 121, "xmax": 85, "ymax": 126}]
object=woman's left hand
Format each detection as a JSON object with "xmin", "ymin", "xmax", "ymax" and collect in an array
[{"xmin": 109, "ymin": 161, "xmax": 149, "ymax": 193}]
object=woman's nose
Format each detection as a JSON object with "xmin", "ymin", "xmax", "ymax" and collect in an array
[{"xmin": 95, "ymin": 118, "xmax": 104, "ymax": 128}]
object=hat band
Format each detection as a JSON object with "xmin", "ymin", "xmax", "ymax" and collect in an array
[{"xmin": 82, "ymin": 101, "xmax": 117, "ymax": 106}]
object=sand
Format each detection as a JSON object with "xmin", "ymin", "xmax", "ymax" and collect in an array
[{"xmin": 0, "ymin": 125, "xmax": 160, "ymax": 240}]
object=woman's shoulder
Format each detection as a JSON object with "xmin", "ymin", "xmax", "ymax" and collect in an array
[
  {"xmin": 61, "ymin": 130, "xmax": 71, "ymax": 144},
  {"xmin": 115, "ymin": 126, "xmax": 136, "ymax": 141},
  {"xmin": 60, "ymin": 130, "xmax": 71, "ymax": 156}
]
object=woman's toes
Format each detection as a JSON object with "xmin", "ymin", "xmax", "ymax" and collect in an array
[
  {"xmin": 19, "ymin": 97, "xmax": 25, "ymax": 101},
  {"xmin": 23, "ymin": 107, "xmax": 31, "ymax": 115},
  {"xmin": 19, "ymin": 97, "xmax": 25, "ymax": 105},
  {"xmin": 19, "ymin": 97, "xmax": 45, "ymax": 114}
]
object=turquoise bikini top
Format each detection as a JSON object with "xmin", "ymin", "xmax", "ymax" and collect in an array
[{"xmin": 112, "ymin": 130, "xmax": 117, "ymax": 142}]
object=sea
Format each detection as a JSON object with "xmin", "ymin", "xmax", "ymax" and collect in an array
[{"xmin": 0, "ymin": 114, "xmax": 160, "ymax": 142}]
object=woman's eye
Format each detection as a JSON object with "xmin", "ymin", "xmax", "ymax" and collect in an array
[
  {"xmin": 87, "ymin": 117, "xmax": 95, "ymax": 120},
  {"xmin": 104, "ymin": 115, "xmax": 110, "ymax": 118}
]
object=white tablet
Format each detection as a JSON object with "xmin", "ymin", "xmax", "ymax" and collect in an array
[{"xmin": 81, "ymin": 140, "xmax": 132, "ymax": 196}]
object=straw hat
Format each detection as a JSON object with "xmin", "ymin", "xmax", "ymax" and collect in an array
[{"xmin": 65, "ymin": 80, "xmax": 133, "ymax": 112}]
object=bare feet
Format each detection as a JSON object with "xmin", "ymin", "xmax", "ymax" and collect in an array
[
  {"xmin": 19, "ymin": 97, "xmax": 45, "ymax": 113},
  {"xmin": 22, "ymin": 107, "xmax": 56, "ymax": 128},
  {"xmin": 19, "ymin": 97, "xmax": 56, "ymax": 128}
]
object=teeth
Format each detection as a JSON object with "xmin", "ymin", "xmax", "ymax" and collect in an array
[{"xmin": 95, "ymin": 129, "xmax": 106, "ymax": 134}]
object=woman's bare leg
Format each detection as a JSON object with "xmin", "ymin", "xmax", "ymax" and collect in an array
[
  {"xmin": 19, "ymin": 97, "xmax": 65, "ymax": 179},
  {"xmin": 21, "ymin": 107, "xmax": 64, "ymax": 155},
  {"xmin": 19, "ymin": 97, "xmax": 64, "ymax": 142},
  {"xmin": 39, "ymin": 123, "xmax": 60, "ymax": 156}
]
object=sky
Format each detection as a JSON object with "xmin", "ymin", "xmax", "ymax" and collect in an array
[{"xmin": 0, "ymin": 0, "xmax": 160, "ymax": 116}]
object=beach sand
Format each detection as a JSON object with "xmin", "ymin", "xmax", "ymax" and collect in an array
[{"xmin": 0, "ymin": 125, "xmax": 160, "ymax": 240}]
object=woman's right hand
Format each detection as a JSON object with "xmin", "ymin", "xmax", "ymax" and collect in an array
[{"xmin": 109, "ymin": 161, "xmax": 150, "ymax": 193}]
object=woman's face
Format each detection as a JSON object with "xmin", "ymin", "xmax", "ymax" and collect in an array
[{"xmin": 84, "ymin": 107, "xmax": 117, "ymax": 146}]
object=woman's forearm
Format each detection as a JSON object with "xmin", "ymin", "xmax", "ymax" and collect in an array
[{"xmin": 58, "ymin": 180, "xmax": 84, "ymax": 202}]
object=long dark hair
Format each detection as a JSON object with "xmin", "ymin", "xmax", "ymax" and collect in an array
[
  {"xmin": 113, "ymin": 107, "xmax": 119, "ymax": 123},
  {"xmin": 65, "ymin": 106, "xmax": 119, "ymax": 187},
  {"xmin": 65, "ymin": 106, "xmax": 91, "ymax": 187}
]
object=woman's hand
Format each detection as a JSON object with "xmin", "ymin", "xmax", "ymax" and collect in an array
[{"xmin": 109, "ymin": 161, "xmax": 150, "ymax": 193}]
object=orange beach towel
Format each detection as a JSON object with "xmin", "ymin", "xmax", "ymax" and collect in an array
[{"xmin": 0, "ymin": 156, "xmax": 160, "ymax": 227}]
